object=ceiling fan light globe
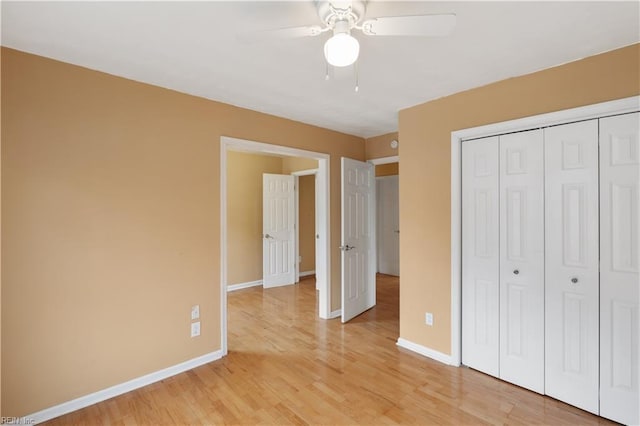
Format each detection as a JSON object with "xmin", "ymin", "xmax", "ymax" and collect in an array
[{"xmin": 324, "ymin": 33, "xmax": 359, "ymax": 67}]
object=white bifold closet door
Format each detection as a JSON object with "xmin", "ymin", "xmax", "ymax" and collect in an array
[
  {"xmin": 462, "ymin": 130, "xmax": 544, "ymax": 392},
  {"xmin": 544, "ymin": 119, "xmax": 600, "ymax": 414},
  {"xmin": 498, "ymin": 129, "xmax": 545, "ymax": 394},
  {"xmin": 462, "ymin": 136, "xmax": 500, "ymax": 376},
  {"xmin": 599, "ymin": 112, "xmax": 639, "ymax": 426}
]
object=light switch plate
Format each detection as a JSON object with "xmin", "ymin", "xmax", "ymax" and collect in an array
[{"xmin": 191, "ymin": 305, "xmax": 200, "ymax": 320}]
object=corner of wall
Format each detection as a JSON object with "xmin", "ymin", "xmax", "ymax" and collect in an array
[{"xmin": 365, "ymin": 132, "xmax": 399, "ymax": 160}]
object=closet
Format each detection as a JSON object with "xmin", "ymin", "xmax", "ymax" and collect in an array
[{"xmin": 461, "ymin": 110, "xmax": 638, "ymax": 425}]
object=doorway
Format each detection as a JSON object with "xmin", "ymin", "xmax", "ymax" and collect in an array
[
  {"xmin": 370, "ymin": 156, "xmax": 399, "ymax": 277},
  {"xmin": 220, "ymin": 136, "xmax": 331, "ymax": 355}
]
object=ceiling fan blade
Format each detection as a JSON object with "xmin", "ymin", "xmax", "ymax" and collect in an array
[
  {"xmin": 238, "ymin": 25, "xmax": 326, "ymax": 43},
  {"xmin": 361, "ymin": 14, "xmax": 456, "ymax": 37}
]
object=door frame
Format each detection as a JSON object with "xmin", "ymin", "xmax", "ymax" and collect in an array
[
  {"xmin": 369, "ymin": 155, "xmax": 399, "ymax": 166},
  {"xmin": 292, "ymin": 168, "xmax": 318, "ymax": 283},
  {"xmin": 220, "ymin": 136, "xmax": 331, "ymax": 355},
  {"xmin": 450, "ymin": 96, "xmax": 639, "ymax": 366}
]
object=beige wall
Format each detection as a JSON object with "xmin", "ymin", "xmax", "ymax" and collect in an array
[
  {"xmin": 298, "ymin": 175, "xmax": 316, "ymax": 273},
  {"xmin": 282, "ymin": 156, "xmax": 318, "ymax": 174},
  {"xmin": 1, "ymin": 48, "xmax": 364, "ymax": 416},
  {"xmin": 365, "ymin": 132, "xmax": 398, "ymax": 160},
  {"xmin": 375, "ymin": 163, "xmax": 399, "ymax": 177},
  {"xmin": 398, "ymin": 44, "xmax": 640, "ymax": 354},
  {"xmin": 227, "ymin": 152, "xmax": 283, "ymax": 284}
]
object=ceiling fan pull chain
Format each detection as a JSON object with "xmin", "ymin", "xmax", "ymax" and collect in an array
[
  {"xmin": 354, "ymin": 60, "xmax": 359, "ymax": 92},
  {"xmin": 325, "ymin": 62, "xmax": 330, "ymax": 81}
]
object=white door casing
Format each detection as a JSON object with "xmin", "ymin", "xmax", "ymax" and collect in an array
[
  {"xmin": 599, "ymin": 112, "xmax": 639, "ymax": 425},
  {"xmin": 377, "ymin": 175, "xmax": 400, "ymax": 276},
  {"xmin": 498, "ymin": 129, "xmax": 545, "ymax": 394},
  {"xmin": 341, "ymin": 157, "xmax": 376, "ymax": 323},
  {"xmin": 263, "ymin": 173, "xmax": 296, "ymax": 288},
  {"xmin": 544, "ymin": 119, "xmax": 600, "ymax": 414},
  {"xmin": 461, "ymin": 136, "xmax": 500, "ymax": 377},
  {"xmin": 315, "ymin": 173, "xmax": 321, "ymax": 290}
]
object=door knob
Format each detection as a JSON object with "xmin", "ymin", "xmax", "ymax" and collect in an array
[
  {"xmin": 513, "ymin": 269, "xmax": 519, "ymax": 275},
  {"xmin": 394, "ymin": 230, "xmax": 400, "ymax": 233},
  {"xmin": 264, "ymin": 234, "xmax": 274, "ymax": 239},
  {"xmin": 571, "ymin": 277, "xmax": 578, "ymax": 284},
  {"xmin": 339, "ymin": 245, "xmax": 355, "ymax": 251}
]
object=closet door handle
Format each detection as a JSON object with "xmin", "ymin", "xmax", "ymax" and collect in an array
[{"xmin": 513, "ymin": 269, "xmax": 519, "ymax": 275}]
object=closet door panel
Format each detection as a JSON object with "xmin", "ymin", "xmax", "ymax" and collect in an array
[
  {"xmin": 462, "ymin": 137, "xmax": 500, "ymax": 376},
  {"xmin": 599, "ymin": 112, "xmax": 639, "ymax": 425},
  {"xmin": 544, "ymin": 120, "xmax": 599, "ymax": 414},
  {"xmin": 499, "ymin": 130, "xmax": 545, "ymax": 394}
]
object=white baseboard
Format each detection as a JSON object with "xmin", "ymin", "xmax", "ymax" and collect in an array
[
  {"xmin": 329, "ymin": 309, "xmax": 341, "ymax": 319},
  {"xmin": 299, "ymin": 270, "xmax": 315, "ymax": 278},
  {"xmin": 24, "ymin": 350, "xmax": 224, "ymax": 424},
  {"xmin": 227, "ymin": 280, "xmax": 262, "ymax": 292},
  {"xmin": 396, "ymin": 338, "xmax": 455, "ymax": 366}
]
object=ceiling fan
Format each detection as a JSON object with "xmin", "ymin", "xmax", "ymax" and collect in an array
[{"xmin": 247, "ymin": 0, "xmax": 456, "ymax": 68}]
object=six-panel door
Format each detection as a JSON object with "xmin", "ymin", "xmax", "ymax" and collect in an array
[
  {"xmin": 499, "ymin": 130, "xmax": 545, "ymax": 394},
  {"xmin": 544, "ymin": 120, "xmax": 600, "ymax": 414},
  {"xmin": 462, "ymin": 136, "xmax": 500, "ymax": 377},
  {"xmin": 599, "ymin": 112, "xmax": 639, "ymax": 425}
]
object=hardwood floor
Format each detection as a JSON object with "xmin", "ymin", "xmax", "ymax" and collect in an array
[{"xmin": 46, "ymin": 274, "xmax": 614, "ymax": 425}]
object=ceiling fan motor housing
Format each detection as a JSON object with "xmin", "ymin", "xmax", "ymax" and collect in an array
[{"xmin": 316, "ymin": 0, "xmax": 366, "ymax": 29}]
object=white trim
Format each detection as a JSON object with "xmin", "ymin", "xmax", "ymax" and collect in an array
[
  {"xmin": 220, "ymin": 141, "xmax": 229, "ymax": 356},
  {"xmin": 291, "ymin": 168, "xmax": 319, "ymax": 177},
  {"xmin": 450, "ymin": 124, "xmax": 462, "ymax": 367},
  {"xmin": 299, "ymin": 270, "xmax": 316, "ymax": 278},
  {"xmin": 368, "ymin": 155, "xmax": 399, "ymax": 165},
  {"xmin": 227, "ymin": 280, "xmax": 263, "ymax": 292},
  {"xmin": 294, "ymin": 174, "xmax": 300, "ymax": 283},
  {"xmin": 450, "ymin": 96, "xmax": 640, "ymax": 367},
  {"xmin": 329, "ymin": 309, "xmax": 342, "ymax": 319},
  {"xmin": 396, "ymin": 338, "xmax": 455, "ymax": 366},
  {"xmin": 23, "ymin": 351, "xmax": 223, "ymax": 424}
]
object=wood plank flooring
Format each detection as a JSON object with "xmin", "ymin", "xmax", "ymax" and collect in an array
[{"xmin": 46, "ymin": 274, "xmax": 614, "ymax": 425}]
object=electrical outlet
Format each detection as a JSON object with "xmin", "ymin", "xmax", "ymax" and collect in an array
[
  {"xmin": 191, "ymin": 321, "xmax": 201, "ymax": 337},
  {"xmin": 191, "ymin": 304, "xmax": 200, "ymax": 320},
  {"xmin": 425, "ymin": 312, "xmax": 434, "ymax": 326}
]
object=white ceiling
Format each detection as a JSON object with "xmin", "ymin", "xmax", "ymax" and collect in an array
[{"xmin": 2, "ymin": 1, "xmax": 639, "ymax": 138}]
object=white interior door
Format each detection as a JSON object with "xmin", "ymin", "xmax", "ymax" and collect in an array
[
  {"xmin": 498, "ymin": 130, "xmax": 545, "ymax": 393},
  {"xmin": 544, "ymin": 120, "xmax": 600, "ymax": 414},
  {"xmin": 376, "ymin": 175, "xmax": 399, "ymax": 276},
  {"xmin": 341, "ymin": 157, "xmax": 376, "ymax": 323},
  {"xmin": 599, "ymin": 112, "xmax": 639, "ymax": 425},
  {"xmin": 263, "ymin": 173, "xmax": 295, "ymax": 288},
  {"xmin": 461, "ymin": 136, "xmax": 500, "ymax": 377}
]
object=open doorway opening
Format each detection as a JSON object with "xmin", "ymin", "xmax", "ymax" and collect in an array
[
  {"xmin": 370, "ymin": 156, "xmax": 399, "ymax": 277},
  {"xmin": 292, "ymin": 169, "xmax": 318, "ymax": 286},
  {"xmin": 220, "ymin": 136, "xmax": 330, "ymax": 355}
]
